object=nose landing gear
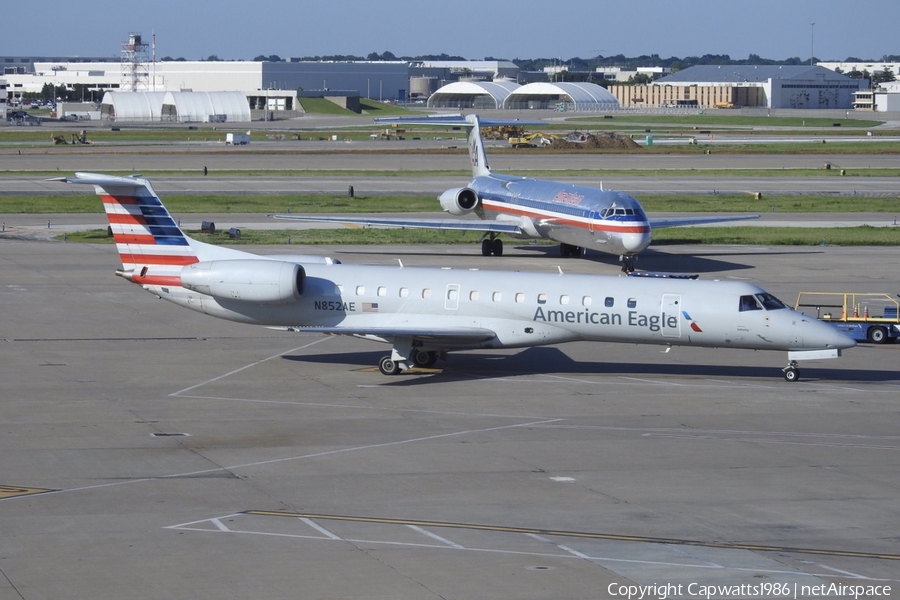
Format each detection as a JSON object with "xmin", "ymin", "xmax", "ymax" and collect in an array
[{"xmin": 782, "ymin": 361, "xmax": 800, "ymax": 382}]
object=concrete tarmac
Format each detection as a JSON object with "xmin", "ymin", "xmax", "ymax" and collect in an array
[{"xmin": 1, "ymin": 237, "xmax": 899, "ymax": 599}]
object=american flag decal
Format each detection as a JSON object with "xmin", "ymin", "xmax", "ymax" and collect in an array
[{"xmin": 362, "ymin": 302, "xmax": 379, "ymax": 313}]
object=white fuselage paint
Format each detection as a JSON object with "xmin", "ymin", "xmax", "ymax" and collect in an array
[{"xmin": 146, "ymin": 262, "xmax": 853, "ymax": 355}]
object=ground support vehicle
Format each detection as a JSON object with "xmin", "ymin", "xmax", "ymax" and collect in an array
[{"xmin": 794, "ymin": 292, "xmax": 900, "ymax": 344}]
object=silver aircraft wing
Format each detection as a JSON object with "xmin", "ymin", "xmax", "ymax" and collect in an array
[
  {"xmin": 269, "ymin": 214, "xmax": 522, "ymax": 234},
  {"xmin": 649, "ymin": 214, "xmax": 760, "ymax": 228}
]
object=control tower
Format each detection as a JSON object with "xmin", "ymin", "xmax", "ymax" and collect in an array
[{"xmin": 121, "ymin": 32, "xmax": 150, "ymax": 92}]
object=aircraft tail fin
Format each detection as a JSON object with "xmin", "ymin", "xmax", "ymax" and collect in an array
[
  {"xmin": 373, "ymin": 114, "xmax": 541, "ymax": 179},
  {"xmin": 464, "ymin": 114, "xmax": 491, "ymax": 178},
  {"xmin": 57, "ymin": 173, "xmax": 244, "ymax": 282}
]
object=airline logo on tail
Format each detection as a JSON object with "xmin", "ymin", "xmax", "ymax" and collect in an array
[{"xmin": 60, "ymin": 173, "xmax": 199, "ymax": 286}]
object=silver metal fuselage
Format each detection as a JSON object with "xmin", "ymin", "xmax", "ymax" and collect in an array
[
  {"xmin": 471, "ymin": 174, "xmax": 652, "ymax": 256},
  {"xmin": 146, "ymin": 262, "xmax": 852, "ymax": 355}
]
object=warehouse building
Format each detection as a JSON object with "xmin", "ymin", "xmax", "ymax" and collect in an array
[{"xmin": 610, "ymin": 65, "xmax": 867, "ymax": 109}]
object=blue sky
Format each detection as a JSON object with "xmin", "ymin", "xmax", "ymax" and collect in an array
[{"xmin": 2, "ymin": 0, "xmax": 897, "ymax": 63}]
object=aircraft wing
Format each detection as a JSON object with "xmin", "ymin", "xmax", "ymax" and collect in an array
[
  {"xmin": 269, "ymin": 214, "xmax": 522, "ymax": 234},
  {"xmin": 649, "ymin": 214, "xmax": 760, "ymax": 228},
  {"xmin": 279, "ymin": 325, "xmax": 497, "ymax": 345}
]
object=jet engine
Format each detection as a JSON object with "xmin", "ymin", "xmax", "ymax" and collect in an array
[
  {"xmin": 439, "ymin": 187, "xmax": 480, "ymax": 216},
  {"xmin": 180, "ymin": 260, "xmax": 305, "ymax": 304}
]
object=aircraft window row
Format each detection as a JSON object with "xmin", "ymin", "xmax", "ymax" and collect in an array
[{"xmin": 335, "ymin": 284, "xmax": 630, "ymax": 311}]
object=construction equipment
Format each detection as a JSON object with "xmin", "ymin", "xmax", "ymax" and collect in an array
[
  {"xmin": 508, "ymin": 132, "xmax": 559, "ymax": 148},
  {"xmin": 794, "ymin": 292, "xmax": 900, "ymax": 344},
  {"xmin": 482, "ymin": 125, "xmax": 524, "ymax": 140}
]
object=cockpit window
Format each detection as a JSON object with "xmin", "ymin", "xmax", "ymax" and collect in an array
[
  {"xmin": 739, "ymin": 295, "xmax": 762, "ymax": 311},
  {"xmin": 755, "ymin": 293, "xmax": 787, "ymax": 310},
  {"xmin": 740, "ymin": 293, "xmax": 788, "ymax": 312}
]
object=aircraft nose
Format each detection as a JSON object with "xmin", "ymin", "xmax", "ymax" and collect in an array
[
  {"xmin": 621, "ymin": 231, "xmax": 651, "ymax": 254},
  {"xmin": 812, "ymin": 319, "xmax": 857, "ymax": 350}
]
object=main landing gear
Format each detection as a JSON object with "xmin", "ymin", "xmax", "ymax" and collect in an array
[
  {"xmin": 481, "ymin": 236, "xmax": 503, "ymax": 256},
  {"xmin": 377, "ymin": 348, "xmax": 440, "ymax": 375},
  {"xmin": 621, "ymin": 254, "xmax": 636, "ymax": 273},
  {"xmin": 782, "ymin": 360, "xmax": 800, "ymax": 382},
  {"xmin": 559, "ymin": 243, "xmax": 583, "ymax": 258}
]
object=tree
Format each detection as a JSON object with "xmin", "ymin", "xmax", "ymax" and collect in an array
[{"xmin": 628, "ymin": 72, "xmax": 653, "ymax": 85}]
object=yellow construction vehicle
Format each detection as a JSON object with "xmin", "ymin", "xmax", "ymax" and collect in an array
[{"xmin": 508, "ymin": 132, "xmax": 559, "ymax": 148}]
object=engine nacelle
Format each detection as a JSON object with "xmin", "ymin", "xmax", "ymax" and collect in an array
[
  {"xmin": 180, "ymin": 260, "xmax": 304, "ymax": 304},
  {"xmin": 439, "ymin": 187, "xmax": 480, "ymax": 216}
]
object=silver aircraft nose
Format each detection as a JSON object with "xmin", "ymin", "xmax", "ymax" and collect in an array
[{"xmin": 621, "ymin": 231, "xmax": 652, "ymax": 254}]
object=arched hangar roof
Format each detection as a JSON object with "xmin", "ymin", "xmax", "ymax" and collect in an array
[
  {"xmin": 162, "ymin": 91, "xmax": 251, "ymax": 123},
  {"xmin": 504, "ymin": 82, "xmax": 619, "ymax": 111},
  {"xmin": 427, "ymin": 80, "xmax": 521, "ymax": 109},
  {"xmin": 100, "ymin": 92, "xmax": 168, "ymax": 122}
]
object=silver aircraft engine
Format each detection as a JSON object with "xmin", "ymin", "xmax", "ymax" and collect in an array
[
  {"xmin": 180, "ymin": 260, "xmax": 305, "ymax": 304},
  {"xmin": 439, "ymin": 187, "xmax": 480, "ymax": 215}
]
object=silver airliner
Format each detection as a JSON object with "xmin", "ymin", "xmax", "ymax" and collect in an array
[
  {"xmin": 59, "ymin": 172, "xmax": 852, "ymax": 381},
  {"xmin": 272, "ymin": 114, "xmax": 758, "ymax": 271}
]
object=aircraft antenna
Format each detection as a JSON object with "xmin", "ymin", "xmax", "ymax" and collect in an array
[
  {"xmin": 557, "ymin": 266, "xmax": 564, "ymax": 275},
  {"xmin": 397, "ymin": 259, "xmax": 404, "ymax": 268}
]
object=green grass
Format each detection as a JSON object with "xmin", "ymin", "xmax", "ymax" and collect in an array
[
  {"xmin": 569, "ymin": 114, "xmax": 886, "ymax": 128},
  {"xmin": 58, "ymin": 224, "xmax": 900, "ymax": 247},
  {"xmin": 4, "ymin": 192, "xmax": 899, "ymax": 215}
]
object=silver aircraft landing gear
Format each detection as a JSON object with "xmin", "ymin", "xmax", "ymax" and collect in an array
[{"xmin": 782, "ymin": 360, "xmax": 800, "ymax": 382}]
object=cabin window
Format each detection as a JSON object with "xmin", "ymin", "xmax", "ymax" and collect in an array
[
  {"xmin": 515, "ymin": 293, "xmax": 525, "ymax": 303},
  {"xmin": 739, "ymin": 295, "xmax": 762, "ymax": 311},
  {"xmin": 377, "ymin": 286, "xmax": 387, "ymax": 297},
  {"xmin": 448, "ymin": 288, "xmax": 458, "ymax": 301},
  {"xmin": 582, "ymin": 296, "xmax": 592, "ymax": 307},
  {"xmin": 356, "ymin": 285, "xmax": 365, "ymax": 296},
  {"xmin": 469, "ymin": 290, "xmax": 479, "ymax": 301},
  {"xmin": 399, "ymin": 287, "xmax": 409, "ymax": 298},
  {"xmin": 422, "ymin": 288, "xmax": 432, "ymax": 299},
  {"xmin": 537, "ymin": 293, "xmax": 547, "ymax": 304},
  {"xmin": 560, "ymin": 294, "xmax": 570, "ymax": 305},
  {"xmin": 627, "ymin": 298, "xmax": 637, "ymax": 308},
  {"xmin": 492, "ymin": 292, "xmax": 502, "ymax": 302}
]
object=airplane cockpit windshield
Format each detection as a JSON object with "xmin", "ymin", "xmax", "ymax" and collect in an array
[
  {"xmin": 739, "ymin": 293, "xmax": 788, "ymax": 312},
  {"xmin": 599, "ymin": 206, "xmax": 647, "ymax": 220}
]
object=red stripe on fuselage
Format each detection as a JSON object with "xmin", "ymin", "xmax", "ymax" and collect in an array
[{"xmin": 483, "ymin": 200, "xmax": 650, "ymax": 234}]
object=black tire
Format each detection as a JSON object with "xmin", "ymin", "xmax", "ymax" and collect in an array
[
  {"xmin": 867, "ymin": 326, "xmax": 888, "ymax": 344},
  {"xmin": 783, "ymin": 367, "xmax": 799, "ymax": 382},
  {"xmin": 491, "ymin": 238, "xmax": 503, "ymax": 256},
  {"xmin": 481, "ymin": 239, "xmax": 492, "ymax": 256},
  {"xmin": 378, "ymin": 356, "xmax": 401, "ymax": 375},
  {"xmin": 412, "ymin": 350, "xmax": 437, "ymax": 368}
]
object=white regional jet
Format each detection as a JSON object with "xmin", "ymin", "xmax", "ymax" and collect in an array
[
  {"xmin": 59, "ymin": 172, "xmax": 852, "ymax": 381},
  {"xmin": 271, "ymin": 114, "xmax": 759, "ymax": 272}
]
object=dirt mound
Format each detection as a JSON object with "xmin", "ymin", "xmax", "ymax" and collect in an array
[{"xmin": 552, "ymin": 132, "xmax": 640, "ymax": 150}]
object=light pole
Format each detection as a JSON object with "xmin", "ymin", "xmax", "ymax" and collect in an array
[{"xmin": 810, "ymin": 22, "xmax": 815, "ymax": 66}]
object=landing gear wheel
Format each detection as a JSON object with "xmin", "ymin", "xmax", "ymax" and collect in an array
[
  {"xmin": 621, "ymin": 255, "xmax": 636, "ymax": 273},
  {"xmin": 783, "ymin": 366, "xmax": 800, "ymax": 382},
  {"xmin": 378, "ymin": 355, "xmax": 402, "ymax": 375},
  {"xmin": 868, "ymin": 325, "xmax": 888, "ymax": 344},
  {"xmin": 481, "ymin": 239, "xmax": 492, "ymax": 256},
  {"xmin": 412, "ymin": 350, "xmax": 437, "ymax": 368},
  {"xmin": 491, "ymin": 238, "xmax": 503, "ymax": 256}
]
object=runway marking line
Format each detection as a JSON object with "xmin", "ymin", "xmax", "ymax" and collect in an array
[
  {"xmin": 242, "ymin": 510, "xmax": 900, "ymax": 561},
  {"xmin": 0, "ymin": 485, "xmax": 54, "ymax": 500}
]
